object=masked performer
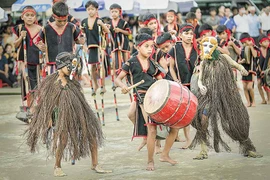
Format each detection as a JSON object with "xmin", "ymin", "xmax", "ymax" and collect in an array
[
  {"xmin": 190, "ymin": 37, "xmax": 262, "ymax": 160},
  {"xmin": 26, "ymin": 52, "xmax": 111, "ymax": 176}
]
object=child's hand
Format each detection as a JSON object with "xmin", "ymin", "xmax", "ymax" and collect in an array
[
  {"xmin": 169, "ymin": 30, "xmax": 177, "ymax": 35},
  {"xmin": 121, "ymin": 85, "xmax": 129, "ymax": 94},
  {"xmin": 20, "ymin": 30, "xmax": 27, "ymax": 38},
  {"xmin": 227, "ymin": 41, "xmax": 233, "ymax": 46},
  {"xmin": 37, "ymin": 41, "xmax": 46, "ymax": 52},
  {"xmin": 114, "ymin": 27, "xmax": 120, "ymax": 33},
  {"xmin": 97, "ymin": 19, "xmax": 104, "ymax": 25}
]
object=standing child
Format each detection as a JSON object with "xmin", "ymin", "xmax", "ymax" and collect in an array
[
  {"xmin": 13, "ymin": 6, "xmax": 41, "ymax": 106},
  {"xmin": 164, "ymin": 10, "xmax": 181, "ymax": 41},
  {"xmin": 239, "ymin": 33, "xmax": 258, "ymax": 107},
  {"xmin": 168, "ymin": 24, "xmax": 198, "ymax": 149},
  {"xmin": 257, "ymin": 34, "xmax": 270, "ymax": 104},
  {"xmin": 115, "ymin": 33, "xmax": 179, "ymax": 171},
  {"xmin": 108, "ymin": 3, "xmax": 131, "ymax": 75},
  {"xmin": 216, "ymin": 25, "xmax": 241, "ymax": 80},
  {"xmin": 142, "ymin": 13, "xmax": 161, "ymax": 40},
  {"xmin": 34, "ymin": 1, "xmax": 84, "ymax": 75},
  {"xmin": 26, "ymin": 52, "xmax": 111, "ymax": 176},
  {"xmin": 81, "ymin": 0, "xmax": 110, "ymax": 93}
]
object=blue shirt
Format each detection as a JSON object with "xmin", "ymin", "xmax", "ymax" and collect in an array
[
  {"xmin": 0, "ymin": 55, "xmax": 8, "ymax": 71},
  {"xmin": 248, "ymin": 14, "xmax": 261, "ymax": 37},
  {"xmin": 220, "ymin": 17, "xmax": 236, "ymax": 31}
]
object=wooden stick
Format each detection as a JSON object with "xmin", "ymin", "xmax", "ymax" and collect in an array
[{"xmin": 127, "ymin": 80, "xmax": 145, "ymax": 91}]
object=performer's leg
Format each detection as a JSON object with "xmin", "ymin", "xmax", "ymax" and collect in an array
[
  {"xmin": 242, "ymin": 81, "xmax": 251, "ymax": 107},
  {"xmin": 140, "ymin": 104, "xmax": 156, "ymax": 171},
  {"xmin": 123, "ymin": 52, "xmax": 130, "ymax": 62},
  {"xmin": 100, "ymin": 50, "xmax": 106, "ymax": 93},
  {"xmin": 160, "ymin": 127, "xmax": 179, "ymax": 165},
  {"xmin": 257, "ymin": 78, "xmax": 267, "ymax": 104},
  {"xmin": 54, "ymin": 133, "xmax": 68, "ymax": 177},
  {"xmin": 91, "ymin": 64, "xmax": 99, "ymax": 92},
  {"xmin": 127, "ymin": 101, "xmax": 136, "ymax": 124},
  {"xmin": 194, "ymin": 113, "xmax": 209, "ymax": 160},
  {"xmin": 90, "ymin": 140, "xmax": 112, "ymax": 173},
  {"xmin": 247, "ymin": 81, "xmax": 255, "ymax": 106},
  {"xmin": 155, "ymin": 140, "xmax": 162, "ymax": 154},
  {"xmin": 181, "ymin": 125, "xmax": 192, "ymax": 149},
  {"xmin": 175, "ymin": 131, "xmax": 186, "ymax": 142}
]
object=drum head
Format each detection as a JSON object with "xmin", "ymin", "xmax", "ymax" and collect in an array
[{"xmin": 144, "ymin": 79, "xmax": 170, "ymax": 114}]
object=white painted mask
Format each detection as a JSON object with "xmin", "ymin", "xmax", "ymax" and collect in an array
[{"xmin": 200, "ymin": 37, "xmax": 218, "ymax": 60}]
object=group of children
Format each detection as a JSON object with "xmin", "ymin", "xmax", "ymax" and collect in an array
[{"xmin": 11, "ymin": 0, "xmax": 268, "ymax": 177}]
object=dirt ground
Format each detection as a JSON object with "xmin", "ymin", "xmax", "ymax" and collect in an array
[{"xmin": 0, "ymin": 79, "xmax": 270, "ymax": 180}]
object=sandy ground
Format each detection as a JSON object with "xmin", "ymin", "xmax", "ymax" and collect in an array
[{"xmin": 0, "ymin": 78, "xmax": 270, "ymax": 180}]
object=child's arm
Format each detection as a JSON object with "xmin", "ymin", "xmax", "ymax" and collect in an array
[
  {"xmin": 33, "ymin": 29, "xmax": 46, "ymax": 52},
  {"xmin": 115, "ymin": 71, "xmax": 129, "ymax": 94},
  {"xmin": 249, "ymin": 43, "xmax": 258, "ymax": 58},
  {"xmin": 12, "ymin": 25, "xmax": 27, "ymax": 49},
  {"xmin": 228, "ymin": 40, "xmax": 241, "ymax": 55},
  {"xmin": 217, "ymin": 46, "xmax": 230, "ymax": 55},
  {"xmin": 222, "ymin": 54, "xmax": 248, "ymax": 76},
  {"xmin": 169, "ymin": 57, "xmax": 180, "ymax": 82},
  {"xmin": 97, "ymin": 19, "xmax": 110, "ymax": 34},
  {"xmin": 114, "ymin": 27, "xmax": 130, "ymax": 36}
]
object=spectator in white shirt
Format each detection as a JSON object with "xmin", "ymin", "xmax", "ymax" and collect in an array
[
  {"xmin": 234, "ymin": 6, "xmax": 249, "ymax": 40},
  {"xmin": 259, "ymin": 7, "xmax": 270, "ymax": 34}
]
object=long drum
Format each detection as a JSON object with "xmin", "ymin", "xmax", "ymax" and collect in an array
[{"xmin": 144, "ymin": 79, "xmax": 198, "ymax": 128}]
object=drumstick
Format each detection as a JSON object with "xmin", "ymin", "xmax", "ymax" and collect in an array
[{"xmin": 127, "ymin": 80, "xmax": 145, "ymax": 91}]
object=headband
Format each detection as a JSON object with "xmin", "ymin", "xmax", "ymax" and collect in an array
[
  {"xmin": 179, "ymin": 25, "xmax": 194, "ymax": 33},
  {"xmin": 200, "ymin": 30, "xmax": 212, "ymax": 37},
  {"xmin": 53, "ymin": 14, "xmax": 68, "ymax": 20},
  {"xmin": 156, "ymin": 40, "xmax": 172, "ymax": 47},
  {"xmin": 137, "ymin": 38, "xmax": 153, "ymax": 47},
  {"xmin": 240, "ymin": 37, "xmax": 254, "ymax": 44},
  {"xmin": 22, "ymin": 9, "xmax": 36, "ymax": 16},
  {"xmin": 259, "ymin": 37, "xmax": 269, "ymax": 44}
]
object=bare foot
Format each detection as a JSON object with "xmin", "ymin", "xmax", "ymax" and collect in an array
[
  {"xmin": 261, "ymin": 101, "xmax": 267, "ymax": 104},
  {"xmin": 251, "ymin": 103, "xmax": 256, "ymax": 107},
  {"xmin": 246, "ymin": 103, "xmax": 251, "ymax": 107},
  {"xmin": 159, "ymin": 155, "xmax": 178, "ymax": 165},
  {"xmin": 193, "ymin": 150, "xmax": 208, "ymax": 160},
  {"xmin": 146, "ymin": 161, "xmax": 155, "ymax": 171},
  {"xmin": 91, "ymin": 165, "xmax": 112, "ymax": 173},
  {"xmin": 138, "ymin": 139, "xmax": 147, "ymax": 151},
  {"xmin": 246, "ymin": 151, "xmax": 263, "ymax": 158},
  {"xmin": 181, "ymin": 139, "xmax": 192, "ymax": 149},
  {"xmin": 54, "ymin": 167, "xmax": 67, "ymax": 177}
]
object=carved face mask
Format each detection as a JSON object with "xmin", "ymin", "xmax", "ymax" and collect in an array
[{"xmin": 200, "ymin": 37, "xmax": 218, "ymax": 60}]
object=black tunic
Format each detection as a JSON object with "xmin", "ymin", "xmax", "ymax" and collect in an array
[
  {"xmin": 37, "ymin": 22, "xmax": 81, "ymax": 63},
  {"xmin": 240, "ymin": 46, "xmax": 257, "ymax": 82},
  {"xmin": 108, "ymin": 19, "xmax": 130, "ymax": 51},
  {"xmin": 13, "ymin": 24, "xmax": 40, "ymax": 65},
  {"xmin": 168, "ymin": 42, "xmax": 198, "ymax": 85},
  {"xmin": 163, "ymin": 24, "xmax": 181, "ymax": 37}
]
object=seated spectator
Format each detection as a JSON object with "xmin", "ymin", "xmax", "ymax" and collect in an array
[
  {"xmin": 4, "ymin": 43, "xmax": 17, "ymax": 76},
  {"xmin": 0, "ymin": 45, "xmax": 18, "ymax": 87}
]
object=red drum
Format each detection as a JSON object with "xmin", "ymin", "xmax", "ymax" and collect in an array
[{"xmin": 144, "ymin": 79, "xmax": 198, "ymax": 128}]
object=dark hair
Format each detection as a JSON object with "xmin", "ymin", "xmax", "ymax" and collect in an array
[
  {"xmin": 168, "ymin": 9, "xmax": 177, "ymax": 15},
  {"xmin": 185, "ymin": 12, "xmax": 196, "ymax": 20},
  {"xmin": 135, "ymin": 33, "xmax": 152, "ymax": 46},
  {"xmin": 110, "ymin": 3, "xmax": 121, "ymax": 10},
  {"xmin": 232, "ymin": 6, "xmax": 238, "ymax": 11},
  {"xmin": 156, "ymin": 32, "xmax": 172, "ymax": 46},
  {"xmin": 138, "ymin": 28, "xmax": 153, "ymax": 36},
  {"xmin": 138, "ymin": 14, "xmax": 144, "ymax": 22},
  {"xmin": 179, "ymin": 23, "xmax": 194, "ymax": 33},
  {"xmin": 239, "ymin": 32, "xmax": 250, "ymax": 40},
  {"xmin": 258, "ymin": 34, "xmax": 268, "ymax": 44},
  {"xmin": 22, "ymin": 5, "xmax": 36, "ymax": 13},
  {"xmin": 143, "ymin": 13, "xmax": 156, "ymax": 22},
  {"xmin": 209, "ymin": 7, "xmax": 216, "ymax": 12},
  {"xmin": 198, "ymin": 23, "xmax": 213, "ymax": 34},
  {"xmin": 216, "ymin": 25, "xmax": 227, "ymax": 34},
  {"xmin": 52, "ymin": 1, "xmax": 69, "ymax": 17},
  {"xmin": 190, "ymin": 7, "xmax": 200, "ymax": 13},
  {"xmin": 85, "ymin": 0, "xmax": 99, "ymax": 9},
  {"xmin": 4, "ymin": 43, "xmax": 12, "ymax": 50},
  {"xmin": 266, "ymin": 30, "xmax": 270, "ymax": 35}
]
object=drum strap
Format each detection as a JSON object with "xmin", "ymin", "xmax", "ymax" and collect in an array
[
  {"xmin": 129, "ymin": 69, "xmax": 143, "ymax": 104},
  {"xmin": 174, "ymin": 46, "xmax": 181, "ymax": 82}
]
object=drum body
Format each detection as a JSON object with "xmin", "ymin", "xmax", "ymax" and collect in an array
[{"xmin": 144, "ymin": 79, "xmax": 198, "ymax": 128}]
